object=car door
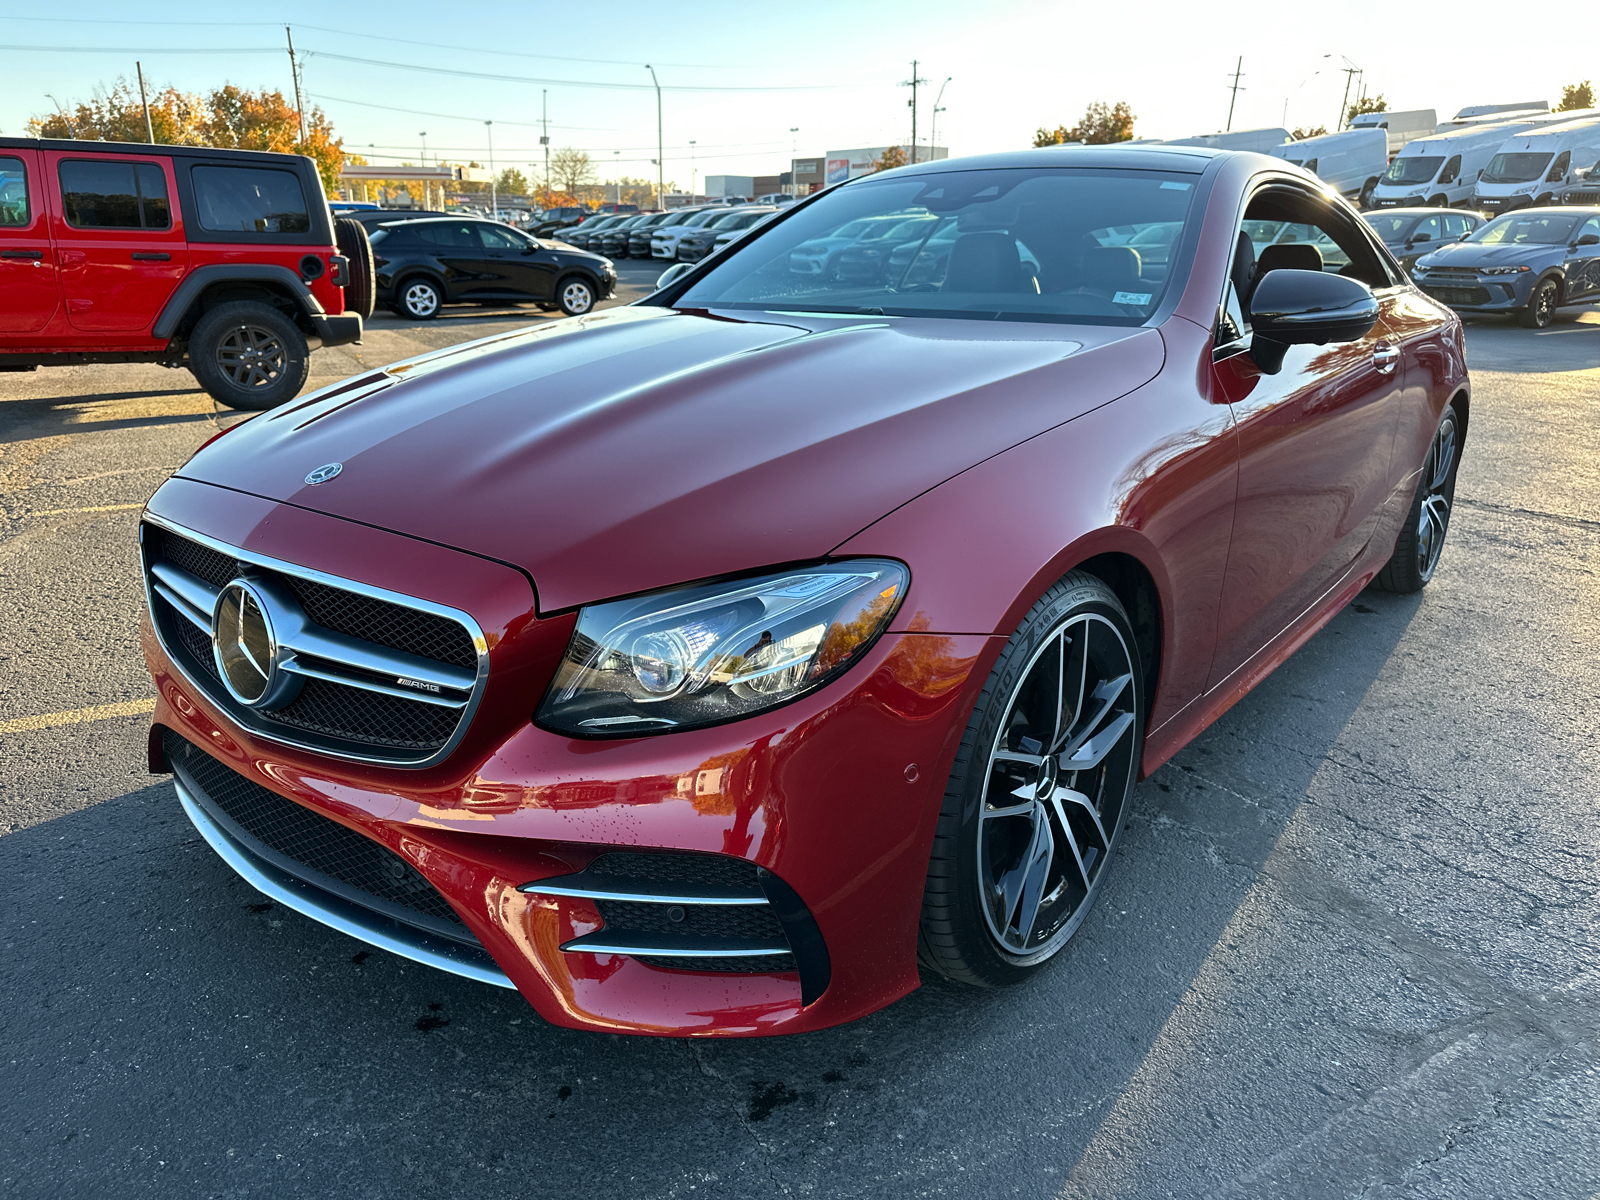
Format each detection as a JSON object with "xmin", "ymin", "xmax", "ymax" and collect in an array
[
  {"xmin": 1207, "ymin": 185, "xmax": 1407, "ymax": 690},
  {"xmin": 1566, "ymin": 214, "xmax": 1600, "ymax": 297},
  {"xmin": 1404, "ymin": 214, "xmax": 1443, "ymax": 261},
  {"xmin": 0, "ymin": 149, "xmax": 61, "ymax": 335},
  {"xmin": 420, "ymin": 220, "xmax": 490, "ymax": 300},
  {"xmin": 48, "ymin": 153, "xmax": 187, "ymax": 333},
  {"xmin": 475, "ymin": 222, "xmax": 550, "ymax": 299}
]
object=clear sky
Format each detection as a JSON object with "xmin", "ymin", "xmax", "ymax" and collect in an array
[{"xmin": 2, "ymin": 0, "xmax": 1593, "ymax": 189}]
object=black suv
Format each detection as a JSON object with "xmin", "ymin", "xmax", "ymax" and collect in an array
[{"xmin": 371, "ymin": 217, "xmax": 616, "ymax": 318}]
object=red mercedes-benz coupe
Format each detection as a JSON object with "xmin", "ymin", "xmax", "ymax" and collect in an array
[{"xmin": 139, "ymin": 146, "xmax": 1466, "ymax": 1035}]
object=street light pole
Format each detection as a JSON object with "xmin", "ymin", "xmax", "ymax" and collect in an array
[
  {"xmin": 690, "ymin": 139, "xmax": 697, "ymax": 201},
  {"xmin": 419, "ymin": 132, "xmax": 428, "ymax": 207},
  {"xmin": 645, "ymin": 64, "xmax": 663, "ymax": 208},
  {"xmin": 136, "ymin": 62, "xmax": 155, "ymax": 144},
  {"xmin": 485, "ymin": 120, "xmax": 496, "ymax": 219},
  {"xmin": 929, "ymin": 77, "xmax": 951, "ymax": 159},
  {"xmin": 614, "ymin": 150, "xmax": 620, "ymax": 205}
]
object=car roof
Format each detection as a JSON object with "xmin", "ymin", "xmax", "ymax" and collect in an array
[
  {"xmin": 880, "ymin": 145, "xmax": 1223, "ymax": 177},
  {"xmin": 0, "ymin": 137, "xmax": 316, "ymax": 169},
  {"xmin": 1363, "ymin": 207, "xmax": 1478, "ymax": 217}
]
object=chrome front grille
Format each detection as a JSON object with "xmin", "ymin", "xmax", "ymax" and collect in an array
[{"xmin": 141, "ymin": 516, "xmax": 488, "ymax": 768}]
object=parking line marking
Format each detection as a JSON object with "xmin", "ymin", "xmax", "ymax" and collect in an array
[
  {"xmin": 19, "ymin": 503, "xmax": 145, "ymax": 518},
  {"xmin": 0, "ymin": 698, "xmax": 157, "ymax": 735}
]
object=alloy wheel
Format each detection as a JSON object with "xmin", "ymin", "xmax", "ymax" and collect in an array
[
  {"xmin": 1531, "ymin": 282, "xmax": 1556, "ymax": 327},
  {"xmin": 404, "ymin": 282, "xmax": 440, "ymax": 318},
  {"xmin": 977, "ymin": 612, "xmax": 1139, "ymax": 959},
  {"xmin": 215, "ymin": 324, "xmax": 287, "ymax": 390},
  {"xmin": 561, "ymin": 279, "xmax": 594, "ymax": 315},
  {"xmin": 1415, "ymin": 411, "xmax": 1458, "ymax": 581}
]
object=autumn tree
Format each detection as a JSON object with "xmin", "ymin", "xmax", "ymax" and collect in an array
[
  {"xmin": 1346, "ymin": 93, "xmax": 1387, "ymax": 126},
  {"xmin": 1558, "ymin": 81, "xmax": 1595, "ymax": 111},
  {"xmin": 1032, "ymin": 100, "xmax": 1136, "ymax": 147},
  {"xmin": 1290, "ymin": 125, "xmax": 1328, "ymax": 141},
  {"xmin": 549, "ymin": 147, "xmax": 596, "ymax": 197},
  {"xmin": 876, "ymin": 145, "xmax": 908, "ymax": 171},
  {"xmin": 27, "ymin": 80, "xmax": 345, "ymax": 193}
]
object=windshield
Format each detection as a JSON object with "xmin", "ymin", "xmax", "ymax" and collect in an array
[
  {"xmin": 1364, "ymin": 213, "xmax": 1422, "ymax": 241},
  {"xmin": 1384, "ymin": 155, "xmax": 1444, "ymax": 184},
  {"xmin": 1482, "ymin": 152, "xmax": 1552, "ymax": 184},
  {"xmin": 1469, "ymin": 212, "xmax": 1581, "ymax": 244},
  {"xmin": 674, "ymin": 168, "xmax": 1198, "ymax": 326}
]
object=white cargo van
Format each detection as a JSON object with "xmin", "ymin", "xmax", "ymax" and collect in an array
[
  {"xmin": 1348, "ymin": 109, "xmax": 1437, "ymax": 155},
  {"xmin": 1369, "ymin": 119, "xmax": 1549, "ymax": 208},
  {"xmin": 1273, "ymin": 128, "xmax": 1389, "ymax": 205},
  {"xmin": 1474, "ymin": 119, "xmax": 1600, "ymax": 214},
  {"xmin": 1452, "ymin": 100, "xmax": 1549, "ymax": 121},
  {"xmin": 1163, "ymin": 126, "xmax": 1290, "ymax": 153}
]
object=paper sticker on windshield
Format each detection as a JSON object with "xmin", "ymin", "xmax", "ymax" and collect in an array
[
  {"xmin": 1113, "ymin": 291, "xmax": 1153, "ymax": 306},
  {"xmin": 1160, "ymin": 181, "xmax": 1192, "ymax": 190}
]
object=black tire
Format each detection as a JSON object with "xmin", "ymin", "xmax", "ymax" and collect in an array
[
  {"xmin": 920, "ymin": 571, "xmax": 1143, "ymax": 987},
  {"xmin": 395, "ymin": 276, "xmax": 442, "ymax": 321},
  {"xmin": 187, "ymin": 301, "xmax": 310, "ymax": 412},
  {"xmin": 1518, "ymin": 277, "xmax": 1560, "ymax": 328},
  {"xmin": 334, "ymin": 217, "xmax": 375, "ymax": 320},
  {"xmin": 556, "ymin": 274, "xmax": 596, "ymax": 316},
  {"xmin": 1429, "ymin": 194, "xmax": 1449, "ymax": 208},
  {"xmin": 1371, "ymin": 405, "xmax": 1462, "ymax": 593},
  {"xmin": 1359, "ymin": 179, "xmax": 1378, "ymax": 208}
]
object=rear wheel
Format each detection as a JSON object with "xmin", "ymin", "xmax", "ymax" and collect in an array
[
  {"xmin": 920, "ymin": 572, "xmax": 1142, "ymax": 986},
  {"xmin": 333, "ymin": 217, "xmax": 375, "ymax": 320},
  {"xmin": 395, "ymin": 277, "xmax": 442, "ymax": 320},
  {"xmin": 188, "ymin": 301, "xmax": 310, "ymax": 411},
  {"xmin": 1372, "ymin": 405, "xmax": 1461, "ymax": 593},
  {"xmin": 1519, "ymin": 277, "xmax": 1560, "ymax": 328}
]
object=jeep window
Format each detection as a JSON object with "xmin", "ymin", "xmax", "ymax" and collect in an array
[
  {"xmin": 0, "ymin": 157, "xmax": 27, "ymax": 226},
  {"xmin": 59, "ymin": 161, "xmax": 170, "ymax": 229},
  {"xmin": 192, "ymin": 165, "xmax": 310, "ymax": 234}
]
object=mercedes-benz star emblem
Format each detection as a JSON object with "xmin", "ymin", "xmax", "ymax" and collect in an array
[
  {"xmin": 213, "ymin": 580, "xmax": 279, "ymax": 706},
  {"xmin": 305, "ymin": 462, "xmax": 343, "ymax": 486}
]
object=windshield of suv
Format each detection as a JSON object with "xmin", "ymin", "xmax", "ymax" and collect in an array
[
  {"xmin": 1384, "ymin": 155, "xmax": 1444, "ymax": 184},
  {"xmin": 674, "ymin": 168, "xmax": 1198, "ymax": 326},
  {"xmin": 1482, "ymin": 152, "xmax": 1553, "ymax": 183},
  {"xmin": 1364, "ymin": 213, "xmax": 1423, "ymax": 241},
  {"xmin": 1468, "ymin": 212, "xmax": 1580, "ymax": 244}
]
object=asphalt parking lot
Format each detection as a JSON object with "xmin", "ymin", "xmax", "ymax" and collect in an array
[{"xmin": 2, "ymin": 267, "xmax": 1598, "ymax": 1198}]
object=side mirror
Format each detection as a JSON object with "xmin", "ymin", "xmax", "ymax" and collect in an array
[
  {"xmin": 1248, "ymin": 269, "xmax": 1379, "ymax": 375},
  {"xmin": 1577, "ymin": 234, "xmax": 1600, "ymax": 247},
  {"xmin": 1411, "ymin": 232, "xmax": 1432, "ymax": 243},
  {"xmin": 656, "ymin": 262, "xmax": 693, "ymax": 290}
]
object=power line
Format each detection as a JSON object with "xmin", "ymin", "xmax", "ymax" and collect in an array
[
  {"xmin": 306, "ymin": 92, "xmax": 632, "ymax": 132},
  {"xmin": 4, "ymin": 43, "xmax": 275, "ymax": 54},
  {"xmin": 304, "ymin": 49, "xmax": 849, "ymax": 92}
]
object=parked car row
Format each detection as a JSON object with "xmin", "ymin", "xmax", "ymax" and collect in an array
[{"xmin": 547, "ymin": 203, "xmax": 782, "ymax": 263}]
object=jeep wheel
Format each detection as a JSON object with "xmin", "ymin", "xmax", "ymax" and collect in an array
[
  {"xmin": 334, "ymin": 217, "xmax": 376, "ymax": 320},
  {"xmin": 188, "ymin": 302, "xmax": 310, "ymax": 411},
  {"xmin": 557, "ymin": 275, "xmax": 596, "ymax": 316},
  {"xmin": 397, "ymin": 277, "xmax": 442, "ymax": 320}
]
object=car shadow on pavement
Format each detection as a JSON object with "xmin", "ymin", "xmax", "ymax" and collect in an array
[{"xmin": 0, "ymin": 591, "xmax": 1433, "ymax": 1199}]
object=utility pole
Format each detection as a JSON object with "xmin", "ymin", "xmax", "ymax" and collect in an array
[
  {"xmin": 1337, "ymin": 59, "xmax": 1362, "ymax": 130},
  {"xmin": 900, "ymin": 60, "xmax": 929, "ymax": 163},
  {"xmin": 540, "ymin": 90, "xmax": 550, "ymax": 198},
  {"xmin": 419, "ymin": 133, "xmax": 428, "ymax": 207},
  {"xmin": 929, "ymin": 76, "xmax": 951, "ymax": 158},
  {"xmin": 645, "ymin": 65, "xmax": 663, "ymax": 208},
  {"xmin": 1226, "ymin": 57, "xmax": 1245, "ymax": 131},
  {"xmin": 285, "ymin": 26, "xmax": 307, "ymax": 145},
  {"xmin": 485, "ymin": 120, "xmax": 496, "ymax": 218},
  {"xmin": 135, "ymin": 61, "xmax": 155, "ymax": 143},
  {"xmin": 614, "ymin": 150, "xmax": 620, "ymax": 206},
  {"xmin": 690, "ymin": 140, "xmax": 697, "ymax": 200}
]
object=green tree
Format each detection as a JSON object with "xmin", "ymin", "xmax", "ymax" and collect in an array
[
  {"xmin": 496, "ymin": 167, "xmax": 530, "ymax": 196},
  {"xmin": 876, "ymin": 145, "xmax": 908, "ymax": 171},
  {"xmin": 1558, "ymin": 81, "xmax": 1595, "ymax": 111},
  {"xmin": 1290, "ymin": 125, "xmax": 1328, "ymax": 141},
  {"xmin": 1032, "ymin": 100, "xmax": 1135, "ymax": 147},
  {"xmin": 1346, "ymin": 93, "xmax": 1387, "ymax": 126}
]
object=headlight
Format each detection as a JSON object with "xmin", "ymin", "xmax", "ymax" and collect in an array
[
  {"xmin": 1480, "ymin": 265, "xmax": 1530, "ymax": 275},
  {"xmin": 536, "ymin": 560, "xmax": 909, "ymax": 736}
]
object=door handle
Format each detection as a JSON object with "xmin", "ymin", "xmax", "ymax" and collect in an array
[
  {"xmin": 1, "ymin": 249, "xmax": 43, "ymax": 260},
  {"xmin": 1372, "ymin": 343, "xmax": 1400, "ymax": 375},
  {"xmin": 131, "ymin": 251, "xmax": 172, "ymax": 262}
]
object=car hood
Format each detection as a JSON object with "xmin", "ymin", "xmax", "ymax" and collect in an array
[
  {"xmin": 1417, "ymin": 241, "xmax": 1554, "ymax": 269},
  {"xmin": 177, "ymin": 306, "xmax": 1163, "ymax": 612}
]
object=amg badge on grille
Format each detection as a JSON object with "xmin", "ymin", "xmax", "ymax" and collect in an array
[{"xmin": 305, "ymin": 462, "xmax": 343, "ymax": 485}]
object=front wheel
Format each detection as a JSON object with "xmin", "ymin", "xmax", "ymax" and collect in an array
[
  {"xmin": 920, "ymin": 572, "xmax": 1143, "ymax": 986},
  {"xmin": 187, "ymin": 301, "xmax": 310, "ymax": 411},
  {"xmin": 1372, "ymin": 405, "xmax": 1461, "ymax": 593},
  {"xmin": 1429, "ymin": 194, "xmax": 1449, "ymax": 208},
  {"xmin": 1519, "ymin": 278, "xmax": 1559, "ymax": 328},
  {"xmin": 557, "ymin": 275, "xmax": 596, "ymax": 316}
]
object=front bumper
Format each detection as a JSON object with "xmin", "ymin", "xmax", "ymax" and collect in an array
[
  {"xmin": 1415, "ymin": 273, "xmax": 1533, "ymax": 311},
  {"xmin": 1474, "ymin": 194, "xmax": 1532, "ymax": 215},
  {"xmin": 141, "ymin": 478, "xmax": 997, "ymax": 1036}
]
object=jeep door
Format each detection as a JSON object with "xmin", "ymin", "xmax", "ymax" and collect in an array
[
  {"xmin": 0, "ymin": 149, "xmax": 60, "ymax": 334},
  {"xmin": 48, "ymin": 152, "xmax": 188, "ymax": 333}
]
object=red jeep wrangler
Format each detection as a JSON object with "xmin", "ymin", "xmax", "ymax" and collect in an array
[{"xmin": 0, "ymin": 139, "xmax": 373, "ymax": 410}]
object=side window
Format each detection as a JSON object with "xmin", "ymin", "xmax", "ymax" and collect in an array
[
  {"xmin": 59, "ymin": 160, "xmax": 170, "ymax": 230},
  {"xmin": 1218, "ymin": 281, "xmax": 1248, "ymax": 346},
  {"xmin": 1440, "ymin": 155, "xmax": 1462, "ymax": 185},
  {"xmin": 192, "ymin": 165, "xmax": 309, "ymax": 234},
  {"xmin": 1442, "ymin": 214, "xmax": 1471, "ymax": 239},
  {"xmin": 1548, "ymin": 151, "xmax": 1571, "ymax": 182},
  {"xmin": 417, "ymin": 223, "xmax": 478, "ymax": 249},
  {"xmin": 1411, "ymin": 215, "xmax": 1443, "ymax": 243},
  {"xmin": 1580, "ymin": 216, "xmax": 1600, "ymax": 243},
  {"xmin": 1241, "ymin": 185, "xmax": 1398, "ymax": 292},
  {"xmin": 478, "ymin": 224, "xmax": 522, "ymax": 251},
  {"xmin": 0, "ymin": 157, "xmax": 29, "ymax": 227}
]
